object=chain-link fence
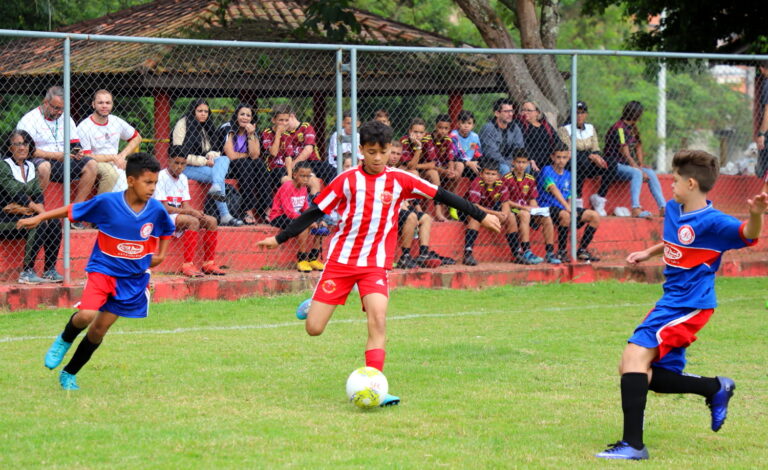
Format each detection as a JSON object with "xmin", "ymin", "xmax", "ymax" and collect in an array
[{"xmin": 1, "ymin": 30, "xmax": 766, "ymax": 283}]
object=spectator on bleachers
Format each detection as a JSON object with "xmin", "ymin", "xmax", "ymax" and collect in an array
[
  {"xmin": 756, "ymin": 61, "xmax": 768, "ymax": 194},
  {"xmin": 77, "ymin": 89, "xmax": 141, "ymax": 196},
  {"xmin": 373, "ymin": 109, "xmax": 391, "ymax": 127},
  {"xmin": 261, "ymin": 104, "xmax": 296, "ymax": 215},
  {"xmin": 222, "ymin": 103, "xmax": 263, "ymax": 225},
  {"xmin": 602, "ymin": 100, "xmax": 666, "ymax": 218},
  {"xmin": 557, "ymin": 101, "xmax": 609, "ymax": 209},
  {"xmin": 423, "ymin": 114, "xmax": 459, "ymax": 221},
  {"xmin": 504, "ymin": 149, "xmax": 560, "ymax": 265},
  {"xmin": 450, "ymin": 109, "xmax": 482, "ymax": 178},
  {"xmin": 537, "ymin": 142, "xmax": 600, "ymax": 262},
  {"xmin": 155, "ymin": 153, "xmax": 225, "ymax": 277},
  {"xmin": 463, "ymin": 160, "xmax": 520, "ymax": 266},
  {"xmin": 478, "ymin": 98, "xmax": 524, "ymax": 176},
  {"xmin": 268, "ymin": 161, "xmax": 325, "ymax": 273},
  {"xmin": 400, "ymin": 117, "xmax": 440, "ymax": 186},
  {"xmin": 287, "ymin": 112, "xmax": 337, "ymax": 194},
  {"xmin": 518, "ymin": 101, "xmax": 556, "ymax": 173},
  {"xmin": 387, "ymin": 139, "xmax": 411, "ymax": 173},
  {"xmin": 395, "ymin": 199, "xmax": 456, "ymax": 269},
  {"xmin": 16, "ymin": 86, "xmax": 97, "ymax": 207},
  {"xmin": 327, "ymin": 111, "xmax": 361, "ymax": 168},
  {"xmin": 172, "ymin": 99, "xmax": 241, "ymax": 226},
  {"xmin": 0, "ymin": 130, "xmax": 62, "ymax": 283}
]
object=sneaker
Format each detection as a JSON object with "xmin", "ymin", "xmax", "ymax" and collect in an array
[
  {"xmin": 428, "ymin": 250, "xmax": 456, "ymax": 265},
  {"xmin": 545, "ymin": 252, "xmax": 562, "ymax": 264},
  {"xmin": 297, "ymin": 260, "xmax": 312, "ymax": 273},
  {"xmin": 380, "ymin": 393, "xmax": 401, "ymax": 407},
  {"xmin": 595, "ymin": 441, "xmax": 649, "ymax": 460},
  {"xmin": 310, "ymin": 226, "xmax": 330, "ymax": 236},
  {"xmin": 201, "ymin": 262, "xmax": 226, "ymax": 276},
  {"xmin": 207, "ymin": 189, "xmax": 227, "ymax": 202},
  {"xmin": 398, "ymin": 252, "xmax": 419, "ymax": 269},
  {"xmin": 220, "ymin": 216, "xmax": 244, "ymax": 227},
  {"xmin": 308, "ymin": 259, "xmax": 325, "ymax": 271},
  {"xmin": 42, "ymin": 269, "xmax": 64, "ymax": 283},
  {"xmin": 448, "ymin": 207, "xmax": 459, "ymax": 220},
  {"xmin": 577, "ymin": 248, "xmax": 601, "ymax": 262},
  {"xmin": 59, "ymin": 370, "xmax": 80, "ymax": 391},
  {"xmin": 18, "ymin": 269, "xmax": 46, "ymax": 284},
  {"xmin": 632, "ymin": 207, "xmax": 652, "ymax": 218},
  {"xmin": 589, "ymin": 194, "xmax": 607, "ymax": 217},
  {"xmin": 558, "ymin": 250, "xmax": 570, "ymax": 263},
  {"xmin": 516, "ymin": 250, "xmax": 543, "ymax": 265},
  {"xmin": 415, "ymin": 251, "xmax": 442, "ymax": 268},
  {"xmin": 70, "ymin": 221, "xmax": 88, "ymax": 230},
  {"xmin": 463, "ymin": 251, "xmax": 478, "ymax": 266},
  {"xmin": 295, "ymin": 298, "xmax": 311, "ymax": 320},
  {"xmin": 707, "ymin": 376, "xmax": 735, "ymax": 432},
  {"xmin": 45, "ymin": 334, "xmax": 73, "ymax": 369},
  {"xmin": 181, "ymin": 263, "xmax": 204, "ymax": 278}
]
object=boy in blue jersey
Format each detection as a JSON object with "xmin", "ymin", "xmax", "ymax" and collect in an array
[
  {"xmin": 596, "ymin": 150, "xmax": 767, "ymax": 460},
  {"xmin": 537, "ymin": 142, "xmax": 601, "ymax": 262},
  {"xmin": 17, "ymin": 153, "xmax": 175, "ymax": 391}
]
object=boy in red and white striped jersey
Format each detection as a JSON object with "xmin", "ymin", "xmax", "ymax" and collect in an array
[{"xmin": 257, "ymin": 121, "xmax": 500, "ymax": 406}]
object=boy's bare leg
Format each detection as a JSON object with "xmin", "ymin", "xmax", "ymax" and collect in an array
[
  {"xmin": 305, "ymin": 301, "xmax": 337, "ymax": 336},
  {"xmin": 362, "ymin": 293, "xmax": 388, "ymax": 351}
]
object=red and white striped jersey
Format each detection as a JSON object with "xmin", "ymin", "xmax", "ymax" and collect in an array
[{"xmin": 315, "ymin": 166, "xmax": 438, "ymax": 268}]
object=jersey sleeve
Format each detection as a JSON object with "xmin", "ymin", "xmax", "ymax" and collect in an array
[
  {"xmin": 153, "ymin": 203, "xmax": 176, "ymax": 238},
  {"xmin": 153, "ymin": 175, "xmax": 168, "ymax": 202},
  {"xmin": 69, "ymin": 195, "xmax": 108, "ymax": 225},
  {"xmin": 467, "ymin": 180, "xmax": 481, "ymax": 203},
  {"xmin": 402, "ymin": 171, "xmax": 439, "ymax": 200},
  {"xmin": 181, "ymin": 176, "xmax": 191, "ymax": 202},
  {"xmin": 314, "ymin": 174, "xmax": 346, "ymax": 214},
  {"xmin": 261, "ymin": 129, "xmax": 274, "ymax": 150},
  {"xmin": 116, "ymin": 116, "xmax": 138, "ymax": 141},
  {"xmin": 300, "ymin": 124, "xmax": 317, "ymax": 146},
  {"xmin": 712, "ymin": 214, "xmax": 759, "ymax": 250},
  {"xmin": 528, "ymin": 177, "xmax": 539, "ymax": 200},
  {"xmin": 540, "ymin": 167, "xmax": 556, "ymax": 191},
  {"xmin": 76, "ymin": 121, "xmax": 93, "ymax": 153}
]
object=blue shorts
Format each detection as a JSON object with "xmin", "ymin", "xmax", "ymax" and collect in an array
[
  {"xmin": 79, "ymin": 271, "xmax": 151, "ymax": 318},
  {"xmin": 628, "ymin": 305, "xmax": 715, "ymax": 374}
]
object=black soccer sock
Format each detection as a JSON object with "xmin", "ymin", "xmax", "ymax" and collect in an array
[
  {"xmin": 521, "ymin": 241, "xmax": 531, "ymax": 253},
  {"xmin": 61, "ymin": 313, "xmax": 85, "ymax": 343},
  {"xmin": 464, "ymin": 229, "xmax": 478, "ymax": 252},
  {"xmin": 419, "ymin": 245, "xmax": 429, "ymax": 256},
  {"xmin": 649, "ymin": 366, "xmax": 721, "ymax": 397},
  {"xmin": 62, "ymin": 335, "xmax": 101, "ymax": 375},
  {"xmin": 308, "ymin": 248, "xmax": 321, "ymax": 261},
  {"xmin": 297, "ymin": 251, "xmax": 308, "ymax": 261},
  {"xmin": 557, "ymin": 226, "xmax": 569, "ymax": 252},
  {"xmin": 621, "ymin": 372, "xmax": 649, "ymax": 450},
  {"xmin": 506, "ymin": 232, "xmax": 520, "ymax": 255},
  {"xmin": 545, "ymin": 244, "xmax": 554, "ymax": 254},
  {"xmin": 579, "ymin": 225, "xmax": 597, "ymax": 250}
]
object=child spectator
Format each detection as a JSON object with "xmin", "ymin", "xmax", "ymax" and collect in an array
[
  {"xmin": 21, "ymin": 153, "xmax": 174, "ymax": 391},
  {"xmin": 537, "ymin": 142, "xmax": 601, "ymax": 262},
  {"xmin": 268, "ymin": 161, "xmax": 325, "ymax": 273},
  {"xmin": 400, "ymin": 118, "xmax": 438, "ymax": 184},
  {"xmin": 261, "ymin": 104, "xmax": 295, "ymax": 184},
  {"xmin": 423, "ymin": 114, "xmax": 459, "ymax": 221},
  {"xmin": 596, "ymin": 150, "xmax": 767, "ymax": 460},
  {"xmin": 373, "ymin": 109, "xmax": 391, "ymax": 127},
  {"xmin": 450, "ymin": 109, "xmax": 483, "ymax": 178},
  {"xmin": 464, "ymin": 160, "xmax": 520, "ymax": 266},
  {"xmin": 504, "ymin": 149, "xmax": 560, "ymax": 264},
  {"xmin": 155, "ymin": 154, "xmax": 225, "ymax": 277},
  {"xmin": 327, "ymin": 111, "xmax": 361, "ymax": 168},
  {"xmin": 387, "ymin": 139, "xmax": 411, "ymax": 173},
  {"xmin": 257, "ymin": 121, "xmax": 500, "ymax": 407},
  {"xmin": 287, "ymin": 112, "xmax": 337, "ymax": 193},
  {"xmin": 396, "ymin": 199, "xmax": 456, "ymax": 269}
]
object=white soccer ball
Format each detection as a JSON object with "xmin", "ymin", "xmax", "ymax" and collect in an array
[{"xmin": 345, "ymin": 366, "xmax": 388, "ymax": 409}]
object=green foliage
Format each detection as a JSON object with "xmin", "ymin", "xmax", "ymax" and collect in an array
[
  {"xmin": 298, "ymin": 0, "xmax": 362, "ymax": 43},
  {"xmin": 0, "ymin": 0, "xmax": 152, "ymax": 32}
]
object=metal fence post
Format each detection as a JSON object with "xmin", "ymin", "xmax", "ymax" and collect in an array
[
  {"xmin": 63, "ymin": 36, "xmax": 72, "ymax": 285},
  {"xmin": 569, "ymin": 54, "xmax": 578, "ymax": 262},
  {"xmin": 350, "ymin": 48, "xmax": 358, "ymax": 164},
  {"xmin": 336, "ymin": 49, "xmax": 344, "ymax": 173}
]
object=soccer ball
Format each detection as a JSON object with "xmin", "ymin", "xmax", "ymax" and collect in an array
[{"xmin": 346, "ymin": 367, "xmax": 388, "ymax": 409}]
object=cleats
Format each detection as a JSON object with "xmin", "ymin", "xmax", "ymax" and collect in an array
[
  {"xmin": 595, "ymin": 441, "xmax": 649, "ymax": 460},
  {"xmin": 296, "ymin": 298, "xmax": 311, "ymax": 320},
  {"xmin": 308, "ymin": 259, "xmax": 325, "ymax": 271},
  {"xmin": 415, "ymin": 251, "xmax": 442, "ymax": 268},
  {"xmin": 429, "ymin": 250, "xmax": 456, "ymax": 266},
  {"xmin": 297, "ymin": 260, "xmax": 312, "ymax": 273},
  {"xmin": 44, "ymin": 334, "xmax": 73, "ymax": 369},
  {"xmin": 516, "ymin": 250, "xmax": 543, "ymax": 265},
  {"xmin": 463, "ymin": 251, "xmax": 478, "ymax": 266},
  {"xmin": 545, "ymin": 252, "xmax": 562, "ymax": 264},
  {"xmin": 448, "ymin": 207, "xmax": 459, "ymax": 220},
  {"xmin": 380, "ymin": 393, "xmax": 400, "ymax": 407},
  {"xmin": 397, "ymin": 253, "xmax": 419, "ymax": 269},
  {"xmin": 577, "ymin": 248, "xmax": 601, "ymax": 262},
  {"xmin": 707, "ymin": 376, "xmax": 735, "ymax": 432},
  {"xmin": 59, "ymin": 370, "xmax": 79, "ymax": 391}
]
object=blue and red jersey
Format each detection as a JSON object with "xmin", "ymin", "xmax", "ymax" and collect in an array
[
  {"xmin": 659, "ymin": 199, "xmax": 757, "ymax": 309},
  {"xmin": 69, "ymin": 192, "xmax": 175, "ymax": 278}
]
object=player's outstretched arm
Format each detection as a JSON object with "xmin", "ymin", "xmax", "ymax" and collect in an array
[
  {"xmin": 626, "ymin": 242, "xmax": 664, "ymax": 264},
  {"xmin": 15, "ymin": 205, "xmax": 70, "ymax": 230},
  {"xmin": 259, "ymin": 206, "xmax": 325, "ymax": 248},
  {"xmin": 744, "ymin": 192, "xmax": 768, "ymax": 239},
  {"xmin": 432, "ymin": 187, "xmax": 500, "ymax": 232},
  {"xmin": 257, "ymin": 236, "xmax": 279, "ymax": 249}
]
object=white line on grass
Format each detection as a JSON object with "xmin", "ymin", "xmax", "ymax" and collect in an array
[{"xmin": 0, "ymin": 297, "xmax": 758, "ymax": 345}]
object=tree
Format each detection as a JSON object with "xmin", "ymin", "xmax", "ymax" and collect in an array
[
  {"xmin": 0, "ymin": 0, "xmax": 152, "ymax": 32},
  {"xmin": 583, "ymin": 0, "xmax": 768, "ymax": 54}
]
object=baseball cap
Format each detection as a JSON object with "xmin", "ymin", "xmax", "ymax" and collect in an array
[{"xmin": 576, "ymin": 101, "xmax": 588, "ymax": 112}]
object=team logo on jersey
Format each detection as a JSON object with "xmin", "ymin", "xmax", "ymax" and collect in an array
[
  {"xmin": 678, "ymin": 225, "xmax": 695, "ymax": 245},
  {"xmin": 322, "ymin": 279, "xmax": 337, "ymax": 294},
  {"xmin": 380, "ymin": 191, "xmax": 393, "ymax": 206},
  {"xmin": 140, "ymin": 223, "xmax": 154, "ymax": 239},
  {"xmin": 664, "ymin": 244, "xmax": 683, "ymax": 260}
]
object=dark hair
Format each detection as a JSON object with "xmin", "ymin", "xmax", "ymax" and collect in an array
[
  {"xmin": 8, "ymin": 129, "xmax": 35, "ymax": 157},
  {"xmin": 343, "ymin": 111, "xmax": 352, "ymax": 119},
  {"xmin": 552, "ymin": 140, "xmax": 569, "ymax": 154},
  {"xmin": 435, "ymin": 114, "xmax": 451, "ymax": 125},
  {"xmin": 228, "ymin": 103, "xmax": 255, "ymax": 133},
  {"xmin": 513, "ymin": 148, "xmax": 529, "ymax": 160},
  {"xmin": 272, "ymin": 103, "xmax": 293, "ymax": 118},
  {"xmin": 671, "ymin": 149, "xmax": 719, "ymax": 193},
  {"xmin": 621, "ymin": 100, "xmax": 644, "ymax": 121},
  {"xmin": 481, "ymin": 159, "xmax": 500, "ymax": 172},
  {"xmin": 126, "ymin": 152, "xmax": 161, "ymax": 177},
  {"xmin": 294, "ymin": 161, "xmax": 313, "ymax": 172},
  {"xmin": 457, "ymin": 110, "xmax": 475, "ymax": 123},
  {"xmin": 359, "ymin": 120, "xmax": 393, "ymax": 147},
  {"xmin": 493, "ymin": 98, "xmax": 515, "ymax": 113},
  {"xmin": 374, "ymin": 109, "xmax": 389, "ymax": 118},
  {"xmin": 408, "ymin": 117, "xmax": 426, "ymax": 130}
]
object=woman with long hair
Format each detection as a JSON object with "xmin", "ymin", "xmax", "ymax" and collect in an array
[{"xmin": 222, "ymin": 103, "xmax": 266, "ymax": 225}]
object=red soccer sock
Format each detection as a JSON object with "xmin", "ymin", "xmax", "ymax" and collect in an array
[
  {"xmin": 182, "ymin": 230, "xmax": 198, "ymax": 263},
  {"xmin": 202, "ymin": 230, "xmax": 218, "ymax": 262},
  {"xmin": 365, "ymin": 348, "xmax": 386, "ymax": 372}
]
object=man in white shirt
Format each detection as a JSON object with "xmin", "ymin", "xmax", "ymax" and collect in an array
[
  {"xmin": 77, "ymin": 89, "xmax": 142, "ymax": 194},
  {"xmin": 16, "ymin": 86, "xmax": 97, "ymax": 203}
]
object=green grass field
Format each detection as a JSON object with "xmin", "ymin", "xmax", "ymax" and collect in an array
[{"xmin": 1, "ymin": 278, "xmax": 767, "ymax": 469}]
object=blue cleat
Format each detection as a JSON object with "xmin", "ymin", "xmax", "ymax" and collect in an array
[
  {"xmin": 516, "ymin": 250, "xmax": 543, "ymax": 265},
  {"xmin": 707, "ymin": 376, "xmax": 735, "ymax": 432},
  {"xmin": 545, "ymin": 252, "xmax": 562, "ymax": 265},
  {"xmin": 296, "ymin": 298, "xmax": 312, "ymax": 320},
  {"xmin": 59, "ymin": 370, "xmax": 79, "ymax": 391},
  {"xmin": 44, "ymin": 335, "xmax": 73, "ymax": 369},
  {"xmin": 595, "ymin": 441, "xmax": 649, "ymax": 460},
  {"xmin": 380, "ymin": 393, "xmax": 400, "ymax": 407}
]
